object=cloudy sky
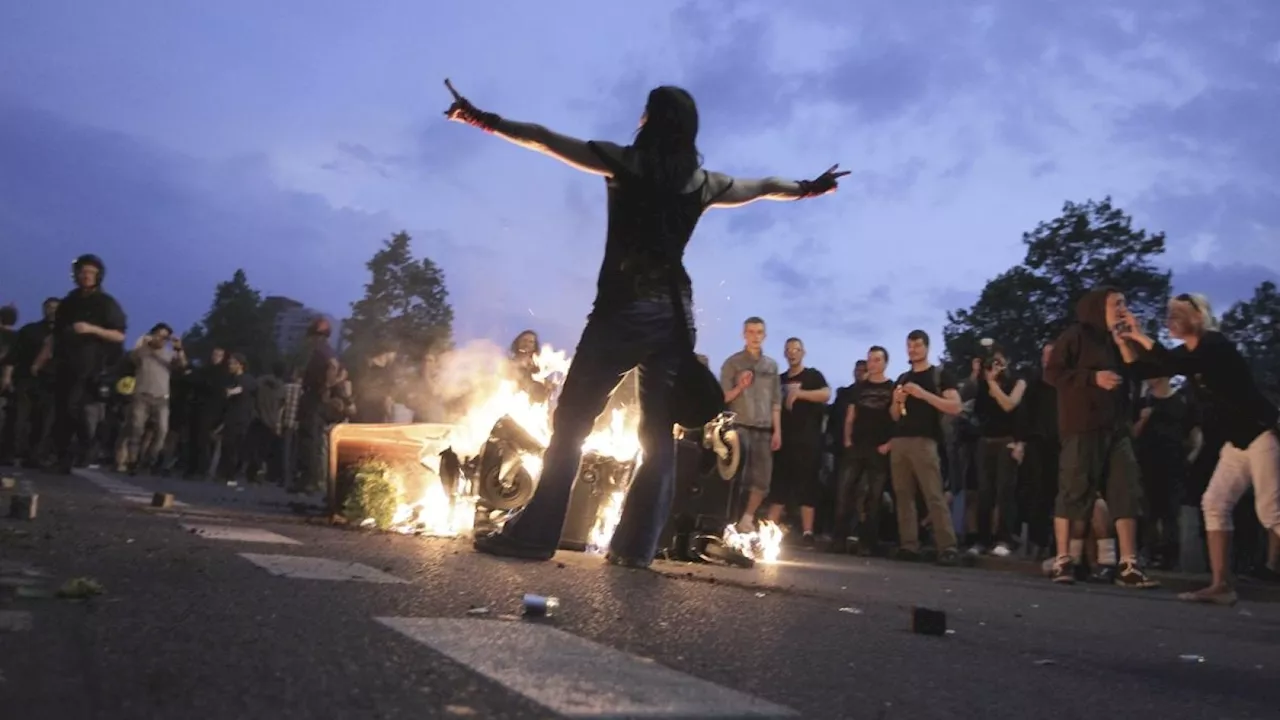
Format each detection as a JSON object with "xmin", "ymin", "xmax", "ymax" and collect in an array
[{"xmin": 2, "ymin": 0, "xmax": 1277, "ymax": 382}]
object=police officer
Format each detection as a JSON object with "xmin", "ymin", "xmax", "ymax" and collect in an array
[{"xmin": 33, "ymin": 255, "xmax": 127, "ymax": 473}]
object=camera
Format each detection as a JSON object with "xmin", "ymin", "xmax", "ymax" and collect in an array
[{"xmin": 977, "ymin": 337, "xmax": 1004, "ymax": 371}]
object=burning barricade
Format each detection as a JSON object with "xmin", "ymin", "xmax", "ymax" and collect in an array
[{"xmin": 327, "ymin": 342, "xmax": 782, "ymax": 566}]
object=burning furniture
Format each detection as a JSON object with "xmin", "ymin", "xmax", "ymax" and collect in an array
[{"xmin": 326, "ymin": 422, "xmax": 460, "ymax": 518}]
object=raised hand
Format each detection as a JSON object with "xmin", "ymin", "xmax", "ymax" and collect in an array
[
  {"xmin": 442, "ymin": 78, "xmax": 500, "ymax": 131},
  {"xmin": 798, "ymin": 164, "xmax": 852, "ymax": 197}
]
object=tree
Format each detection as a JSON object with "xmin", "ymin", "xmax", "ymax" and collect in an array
[
  {"xmin": 344, "ymin": 232, "xmax": 455, "ymax": 363},
  {"xmin": 1220, "ymin": 280, "xmax": 1280, "ymax": 403},
  {"xmin": 184, "ymin": 269, "xmax": 277, "ymax": 371},
  {"xmin": 943, "ymin": 197, "xmax": 1172, "ymax": 370}
]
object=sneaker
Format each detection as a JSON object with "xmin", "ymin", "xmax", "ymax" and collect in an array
[
  {"xmin": 965, "ymin": 545, "xmax": 985, "ymax": 557},
  {"xmin": 893, "ymin": 548, "xmax": 920, "ymax": 563},
  {"xmin": 1115, "ymin": 560, "xmax": 1160, "ymax": 589},
  {"xmin": 473, "ymin": 532, "xmax": 556, "ymax": 561},
  {"xmin": 1050, "ymin": 555, "xmax": 1075, "ymax": 584},
  {"xmin": 991, "ymin": 543, "xmax": 1013, "ymax": 558},
  {"xmin": 936, "ymin": 548, "xmax": 960, "ymax": 567},
  {"xmin": 1089, "ymin": 565, "xmax": 1117, "ymax": 584}
]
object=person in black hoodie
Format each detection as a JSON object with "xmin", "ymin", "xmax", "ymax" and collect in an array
[
  {"xmin": 1044, "ymin": 286, "xmax": 1160, "ymax": 588},
  {"xmin": 1118, "ymin": 292, "xmax": 1280, "ymax": 605},
  {"xmin": 214, "ymin": 353, "xmax": 257, "ymax": 483}
]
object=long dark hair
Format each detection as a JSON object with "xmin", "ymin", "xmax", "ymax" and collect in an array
[{"xmin": 632, "ymin": 86, "xmax": 701, "ymax": 191}]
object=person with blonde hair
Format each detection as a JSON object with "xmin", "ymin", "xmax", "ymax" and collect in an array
[{"xmin": 1118, "ymin": 292, "xmax": 1280, "ymax": 605}]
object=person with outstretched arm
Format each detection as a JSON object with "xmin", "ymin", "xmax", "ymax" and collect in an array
[
  {"xmin": 1116, "ymin": 293, "xmax": 1279, "ymax": 605},
  {"xmin": 441, "ymin": 80, "xmax": 849, "ymax": 567}
]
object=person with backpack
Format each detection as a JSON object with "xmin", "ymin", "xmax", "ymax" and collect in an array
[{"xmin": 888, "ymin": 330, "xmax": 963, "ymax": 566}]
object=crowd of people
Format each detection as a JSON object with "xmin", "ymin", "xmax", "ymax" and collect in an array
[
  {"xmin": 718, "ymin": 289, "xmax": 1279, "ymax": 604},
  {"xmin": 3, "ymin": 253, "xmax": 1277, "ymax": 604}
]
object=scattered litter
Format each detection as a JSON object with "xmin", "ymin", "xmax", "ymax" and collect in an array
[
  {"xmin": 444, "ymin": 705, "xmax": 478, "ymax": 716},
  {"xmin": 9, "ymin": 493, "xmax": 38, "ymax": 520},
  {"xmin": 1178, "ymin": 654, "xmax": 1205, "ymax": 664},
  {"xmin": 522, "ymin": 593, "xmax": 558, "ymax": 619},
  {"xmin": 151, "ymin": 492, "xmax": 174, "ymax": 509},
  {"xmin": 465, "ymin": 607, "xmax": 491, "ymax": 616},
  {"xmin": 1033, "ymin": 659, "xmax": 1057, "ymax": 666},
  {"xmin": 838, "ymin": 607, "xmax": 863, "ymax": 615},
  {"xmin": 1237, "ymin": 609, "xmax": 1253, "ymax": 617},
  {"xmin": 57, "ymin": 577, "xmax": 104, "ymax": 600},
  {"xmin": 1031, "ymin": 604, "xmax": 1039, "ymax": 609},
  {"xmin": 495, "ymin": 614, "xmax": 521, "ymax": 622},
  {"xmin": 0, "ymin": 476, "xmax": 15, "ymax": 490},
  {"xmin": 945, "ymin": 629, "xmax": 956, "ymax": 635},
  {"xmin": 126, "ymin": 538, "xmax": 135, "ymax": 544},
  {"xmin": 910, "ymin": 606, "xmax": 948, "ymax": 636},
  {"xmin": 754, "ymin": 592, "xmax": 767, "ymax": 598}
]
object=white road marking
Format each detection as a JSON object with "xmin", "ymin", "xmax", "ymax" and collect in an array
[
  {"xmin": 375, "ymin": 617, "xmax": 798, "ymax": 719},
  {"xmin": 75, "ymin": 468, "xmax": 188, "ymax": 507},
  {"xmin": 181, "ymin": 524, "xmax": 302, "ymax": 545},
  {"xmin": 0, "ymin": 610, "xmax": 34, "ymax": 633},
  {"xmin": 238, "ymin": 553, "xmax": 408, "ymax": 583}
]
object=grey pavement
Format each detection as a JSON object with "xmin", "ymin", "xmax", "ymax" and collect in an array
[{"xmin": 1, "ymin": 468, "xmax": 1278, "ymax": 720}]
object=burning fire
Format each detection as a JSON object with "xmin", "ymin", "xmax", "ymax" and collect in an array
[
  {"xmin": 723, "ymin": 521, "xmax": 785, "ymax": 564},
  {"xmin": 374, "ymin": 342, "xmax": 781, "ymax": 564}
]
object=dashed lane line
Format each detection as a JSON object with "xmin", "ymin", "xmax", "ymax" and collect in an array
[
  {"xmin": 180, "ymin": 523, "xmax": 302, "ymax": 545},
  {"xmin": 237, "ymin": 553, "xmax": 408, "ymax": 583},
  {"xmin": 375, "ymin": 617, "xmax": 799, "ymax": 719},
  {"xmin": 75, "ymin": 468, "xmax": 189, "ymax": 508}
]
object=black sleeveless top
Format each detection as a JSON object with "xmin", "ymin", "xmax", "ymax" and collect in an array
[{"xmin": 586, "ymin": 142, "xmax": 716, "ymax": 314}]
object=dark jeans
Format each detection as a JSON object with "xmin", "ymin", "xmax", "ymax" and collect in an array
[
  {"xmin": 1023, "ymin": 437, "xmax": 1059, "ymax": 548},
  {"xmin": 245, "ymin": 420, "xmax": 281, "ymax": 482},
  {"xmin": 499, "ymin": 298, "xmax": 686, "ymax": 561},
  {"xmin": 976, "ymin": 436, "xmax": 1020, "ymax": 546},
  {"xmin": 216, "ymin": 424, "xmax": 250, "ymax": 480},
  {"xmin": 295, "ymin": 394, "xmax": 328, "ymax": 492},
  {"xmin": 2, "ymin": 378, "xmax": 55, "ymax": 462},
  {"xmin": 52, "ymin": 371, "xmax": 95, "ymax": 466},
  {"xmin": 832, "ymin": 446, "xmax": 890, "ymax": 545},
  {"xmin": 185, "ymin": 408, "xmax": 219, "ymax": 478}
]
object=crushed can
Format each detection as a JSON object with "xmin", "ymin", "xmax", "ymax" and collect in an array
[{"xmin": 522, "ymin": 593, "xmax": 559, "ymax": 618}]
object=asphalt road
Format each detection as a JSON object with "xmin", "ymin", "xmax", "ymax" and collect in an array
[{"xmin": 2, "ymin": 469, "xmax": 1278, "ymax": 720}]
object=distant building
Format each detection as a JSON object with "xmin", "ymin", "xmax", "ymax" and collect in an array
[{"xmin": 266, "ymin": 295, "xmax": 342, "ymax": 356}]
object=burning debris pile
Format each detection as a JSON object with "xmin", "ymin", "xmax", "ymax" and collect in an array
[{"xmin": 334, "ymin": 341, "xmax": 782, "ymax": 564}]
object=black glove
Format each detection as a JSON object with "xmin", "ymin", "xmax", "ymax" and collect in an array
[
  {"xmin": 796, "ymin": 164, "xmax": 850, "ymax": 198},
  {"xmin": 443, "ymin": 80, "xmax": 501, "ymax": 131}
]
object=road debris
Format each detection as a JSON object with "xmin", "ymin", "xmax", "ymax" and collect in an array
[
  {"xmin": 465, "ymin": 607, "xmax": 491, "ymax": 616},
  {"xmin": 838, "ymin": 606, "xmax": 863, "ymax": 615},
  {"xmin": 1179, "ymin": 654, "xmax": 1205, "ymax": 664},
  {"xmin": 57, "ymin": 577, "xmax": 105, "ymax": 599},
  {"xmin": 9, "ymin": 493, "xmax": 38, "ymax": 520},
  {"xmin": 910, "ymin": 606, "xmax": 947, "ymax": 636},
  {"xmin": 522, "ymin": 593, "xmax": 558, "ymax": 618},
  {"xmin": 1033, "ymin": 659, "xmax": 1057, "ymax": 666}
]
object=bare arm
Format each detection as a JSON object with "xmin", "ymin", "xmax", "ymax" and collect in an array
[
  {"xmin": 705, "ymin": 172, "xmax": 807, "ymax": 208},
  {"xmin": 488, "ymin": 119, "xmax": 614, "ymax": 176},
  {"xmin": 989, "ymin": 379, "xmax": 1026, "ymax": 414},
  {"xmin": 797, "ymin": 386, "xmax": 831, "ymax": 404},
  {"xmin": 922, "ymin": 388, "xmax": 963, "ymax": 416}
]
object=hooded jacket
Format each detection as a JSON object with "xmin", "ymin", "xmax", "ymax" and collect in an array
[{"xmin": 1044, "ymin": 287, "xmax": 1150, "ymax": 436}]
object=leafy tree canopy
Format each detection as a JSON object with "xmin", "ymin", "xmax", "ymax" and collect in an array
[
  {"xmin": 344, "ymin": 231, "xmax": 455, "ymax": 364},
  {"xmin": 943, "ymin": 197, "xmax": 1172, "ymax": 370},
  {"xmin": 1221, "ymin": 280, "xmax": 1280, "ymax": 403},
  {"xmin": 183, "ymin": 269, "xmax": 277, "ymax": 371}
]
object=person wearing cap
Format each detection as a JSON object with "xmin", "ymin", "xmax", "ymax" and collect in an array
[{"xmin": 33, "ymin": 255, "xmax": 127, "ymax": 474}]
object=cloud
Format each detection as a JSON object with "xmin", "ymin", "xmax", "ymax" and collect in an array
[{"xmin": 0, "ymin": 101, "xmax": 397, "ymax": 335}]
